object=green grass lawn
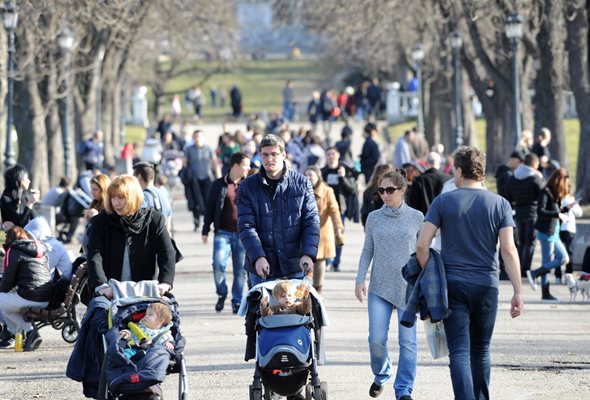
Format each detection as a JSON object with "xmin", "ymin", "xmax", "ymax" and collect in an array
[{"xmin": 152, "ymin": 59, "xmax": 322, "ymax": 122}]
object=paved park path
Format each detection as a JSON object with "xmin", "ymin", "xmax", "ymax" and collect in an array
[
  {"xmin": 1, "ymin": 189, "xmax": 589, "ymax": 399},
  {"xmin": 0, "ymin": 122, "xmax": 589, "ymax": 399}
]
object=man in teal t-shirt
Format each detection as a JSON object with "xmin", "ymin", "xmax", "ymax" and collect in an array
[{"xmin": 416, "ymin": 146, "xmax": 523, "ymax": 400}]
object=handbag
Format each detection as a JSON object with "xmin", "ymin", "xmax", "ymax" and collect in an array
[
  {"xmin": 335, "ymin": 231, "xmax": 345, "ymax": 247},
  {"xmin": 423, "ymin": 318, "xmax": 448, "ymax": 359}
]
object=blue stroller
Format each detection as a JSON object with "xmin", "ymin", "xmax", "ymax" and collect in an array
[
  {"xmin": 96, "ymin": 282, "xmax": 188, "ymax": 400},
  {"xmin": 241, "ymin": 279, "xmax": 329, "ymax": 400}
]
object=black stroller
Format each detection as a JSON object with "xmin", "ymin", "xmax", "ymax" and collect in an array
[
  {"xmin": 96, "ymin": 287, "xmax": 188, "ymax": 400},
  {"xmin": 23, "ymin": 257, "xmax": 90, "ymax": 345},
  {"xmin": 243, "ymin": 279, "xmax": 328, "ymax": 400}
]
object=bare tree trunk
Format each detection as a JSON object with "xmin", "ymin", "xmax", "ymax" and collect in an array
[
  {"xmin": 426, "ymin": 72, "xmax": 453, "ymax": 152},
  {"xmin": 565, "ymin": 1, "xmax": 590, "ymax": 202},
  {"xmin": 45, "ymin": 59, "xmax": 65, "ymax": 184},
  {"xmin": 534, "ymin": 0, "xmax": 566, "ymax": 166},
  {"xmin": 13, "ymin": 65, "xmax": 50, "ymax": 194},
  {"xmin": 462, "ymin": 72, "xmax": 477, "ymax": 148},
  {"xmin": 0, "ymin": 28, "xmax": 7, "ymax": 185}
]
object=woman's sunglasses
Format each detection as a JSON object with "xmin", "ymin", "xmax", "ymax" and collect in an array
[{"xmin": 378, "ymin": 186, "xmax": 401, "ymax": 195}]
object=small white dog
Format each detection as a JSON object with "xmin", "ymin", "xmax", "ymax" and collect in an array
[{"xmin": 565, "ymin": 273, "xmax": 590, "ymax": 302}]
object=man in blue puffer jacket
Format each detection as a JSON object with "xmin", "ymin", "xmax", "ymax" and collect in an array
[{"xmin": 238, "ymin": 134, "xmax": 320, "ymax": 286}]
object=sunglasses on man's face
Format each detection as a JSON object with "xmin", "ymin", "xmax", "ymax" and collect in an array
[{"xmin": 378, "ymin": 186, "xmax": 401, "ymax": 195}]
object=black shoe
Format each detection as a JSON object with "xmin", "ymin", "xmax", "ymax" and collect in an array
[
  {"xmin": 148, "ymin": 395, "xmax": 162, "ymax": 400},
  {"xmin": 369, "ymin": 382, "xmax": 383, "ymax": 398},
  {"xmin": 232, "ymin": 303, "xmax": 240, "ymax": 314},
  {"xmin": 24, "ymin": 330, "xmax": 42, "ymax": 351},
  {"xmin": 0, "ymin": 338, "xmax": 15, "ymax": 349},
  {"xmin": 399, "ymin": 396, "xmax": 413, "ymax": 400},
  {"xmin": 215, "ymin": 296, "xmax": 226, "ymax": 312},
  {"xmin": 332, "ymin": 265, "xmax": 340, "ymax": 272}
]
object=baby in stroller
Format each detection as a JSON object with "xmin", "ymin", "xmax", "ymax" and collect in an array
[
  {"xmin": 98, "ymin": 292, "xmax": 187, "ymax": 400},
  {"xmin": 119, "ymin": 303, "xmax": 175, "ymax": 362},
  {"xmin": 243, "ymin": 279, "xmax": 328, "ymax": 400},
  {"xmin": 260, "ymin": 280, "xmax": 312, "ymax": 317},
  {"xmin": 64, "ymin": 280, "xmax": 188, "ymax": 400}
]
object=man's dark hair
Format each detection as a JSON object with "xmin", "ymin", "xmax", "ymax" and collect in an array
[
  {"xmin": 260, "ymin": 134, "xmax": 285, "ymax": 152},
  {"xmin": 524, "ymin": 152, "xmax": 539, "ymax": 167},
  {"xmin": 133, "ymin": 161, "xmax": 156, "ymax": 183},
  {"xmin": 230, "ymin": 152, "xmax": 249, "ymax": 167},
  {"xmin": 58, "ymin": 176, "xmax": 71, "ymax": 188},
  {"xmin": 453, "ymin": 146, "xmax": 486, "ymax": 182}
]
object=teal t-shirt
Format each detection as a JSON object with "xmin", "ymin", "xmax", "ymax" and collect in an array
[{"xmin": 425, "ymin": 187, "xmax": 515, "ymax": 288}]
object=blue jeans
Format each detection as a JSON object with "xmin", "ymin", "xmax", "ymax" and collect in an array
[
  {"xmin": 367, "ymin": 293, "xmax": 417, "ymax": 400},
  {"xmin": 248, "ymin": 271, "xmax": 304, "ymax": 288},
  {"xmin": 444, "ymin": 282, "xmax": 498, "ymax": 400},
  {"xmin": 213, "ymin": 230, "xmax": 246, "ymax": 306},
  {"xmin": 536, "ymin": 231, "xmax": 567, "ymax": 286}
]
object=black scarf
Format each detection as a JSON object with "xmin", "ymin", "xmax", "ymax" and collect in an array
[{"xmin": 108, "ymin": 208, "xmax": 150, "ymax": 235}]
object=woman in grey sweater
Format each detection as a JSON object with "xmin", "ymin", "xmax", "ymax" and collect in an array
[{"xmin": 355, "ymin": 169, "xmax": 423, "ymax": 400}]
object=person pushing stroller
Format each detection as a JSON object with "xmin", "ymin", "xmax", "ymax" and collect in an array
[{"xmin": 236, "ymin": 134, "xmax": 320, "ymax": 287}]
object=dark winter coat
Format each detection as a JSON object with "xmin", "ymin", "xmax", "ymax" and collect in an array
[
  {"xmin": 202, "ymin": 175, "xmax": 233, "ymax": 236},
  {"xmin": 86, "ymin": 208, "xmax": 176, "ymax": 291},
  {"xmin": 506, "ymin": 167, "xmax": 544, "ymax": 219},
  {"xmin": 0, "ymin": 191, "xmax": 36, "ymax": 228},
  {"xmin": 534, "ymin": 187, "xmax": 562, "ymax": 235},
  {"xmin": 237, "ymin": 165, "xmax": 320, "ymax": 278},
  {"xmin": 359, "ymin": 137, "xmax": 380, "ymax": 179},
  {"xmin": 1, "ymin": 239, "xmax": 51, "ymax": 301},
  {"xmin": 407, "ymin": 168, "xmax": 450, "ymax": 215}
]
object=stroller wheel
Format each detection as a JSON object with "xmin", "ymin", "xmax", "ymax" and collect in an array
[
  {"xmin": 309, "ymin": 381, "xmax": 327, "ymax": 400},
  {"xmin": 61, "ymin": 321, "xmax": 78, "ymax": 343},
  {"xmin": 249, "ymin": 384, "xmax": 262, "ymax": 400}
]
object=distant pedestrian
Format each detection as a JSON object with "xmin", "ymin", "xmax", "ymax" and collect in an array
[
  {"xmin": 209, "ymin": 86, "xmax": 218, "ymax": 107},
  {"xmin": 1, "ymin": 164, "xmax": 36, "ymax": 230},
  {"xmin": 170, "ymin": 95, "xmax": 181, "ymax": 119},
  {"xmin": 359, "ymin": 123, "xmax": 381, "ymax": 185},
  {"xmin": 283, "ymin": 80, "xmax": 295, "ymax": 122},
  {"xmin": 322, "ymin": 147, "xmax": 358, "ymax": 272},
  {"xmin": 307, "ymin": 91, "xmax": 321, "ymax": 133},
  {"xmin": 230, "ymin": 84, "xmax": 242, "ymax": 119},
  {"xmin": 506, "ymin": 153, "xmax": 544, "ymax": 277},
  {"xmin": 305, "ymin": 166, "xmax": 343, "ymax": 294},
  {"xmin": 202, "ymin": 152, "xmax": 251, "ymax": 314},
  {"xmin": 78, "ymin": 131, "xmax": 105, "ymax": 171},
  {"xmin": 394, "ymin": 130, "xmax": 415, "ymax": 168},
  {"xmin": 416, "ymin": 146, "xmax": 523, "ymax": 400},
  {"xmin": 407, "ymin": 152, "xmax": 450, "ymax": 215},
  {"xmin": 526, "ymin": 168, "xmax": 570, "ymax": 301},
  {"xmin": 183, "ymin": 130, "xmax": 221, "ymax": 230}
]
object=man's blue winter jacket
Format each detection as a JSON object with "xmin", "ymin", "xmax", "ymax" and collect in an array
[
  {"xmin": 237, "ymin": 166, "xmax": 319, "ymax": 279},
  {"xmin": 401, "ymin": 249, "xmax": 451, "ymax": 327}
]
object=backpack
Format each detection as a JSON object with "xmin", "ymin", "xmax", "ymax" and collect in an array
[
  {"xmin": 144, "ymin": 188, "xmax": 183, "ymax": 263},
  {"xmin": 321, "ymin": 97, "xmax": 334, "ymax": 114},
  {"xmin": 144, "ymin": 188, "xmax": 162, "ymax": 212}
]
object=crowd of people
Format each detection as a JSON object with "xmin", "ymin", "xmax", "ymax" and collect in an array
[{"xmin": 0, "ymin": 86, "xmax": 589, "ymax": 400}]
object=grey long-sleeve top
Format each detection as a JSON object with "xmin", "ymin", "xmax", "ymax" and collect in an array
[{"xmin": 356, "ymin": 202, "xmax": 424, "ymax": 308}]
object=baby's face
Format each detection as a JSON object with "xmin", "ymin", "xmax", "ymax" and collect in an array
[
  {"xmin": 277, "ymin": 287, "xmax": 296, "ymax": 307},
  {"xmin": 142, "ymin": 308, "xmax": 162, "ymax": 330}
]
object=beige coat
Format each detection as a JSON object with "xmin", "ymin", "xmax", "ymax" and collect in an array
[{"xmin": 313, "ymin": 182, "xmax": 344, "ymax": 260}]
